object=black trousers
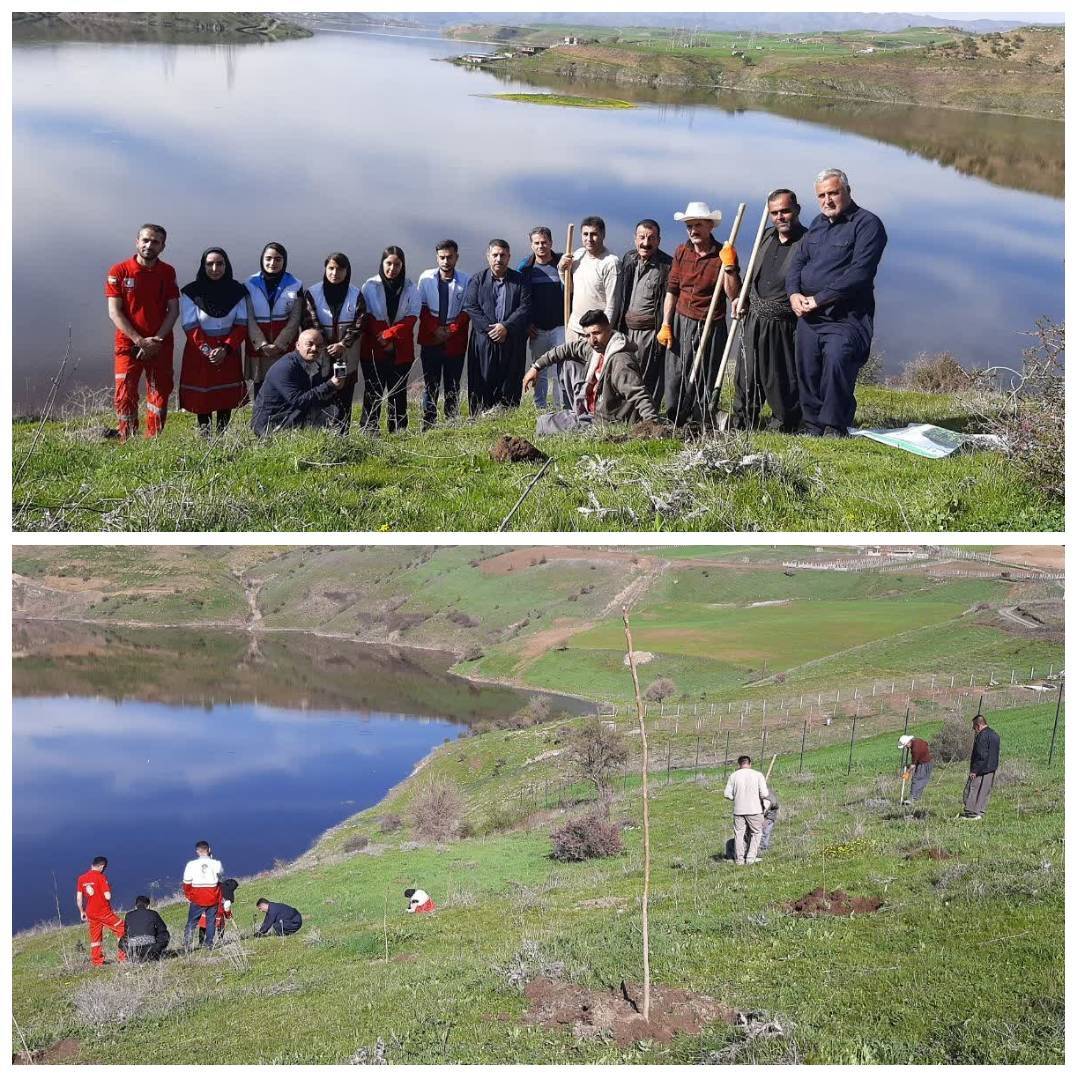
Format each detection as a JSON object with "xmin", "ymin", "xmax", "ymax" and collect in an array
[
  {"xmin": 420, "ymin": 345, "xmax": 465, "ymax": 427},
  {"xmin": 361, "ymin": 357, "xmax": 409, "ymax": 433},
  {"xmin": 795, "ymin": 315, "xmax": 872, "ymax": 432},
  {"xmin": 731, "ymin": 313, "xmax": 802, "ymax": 431}
]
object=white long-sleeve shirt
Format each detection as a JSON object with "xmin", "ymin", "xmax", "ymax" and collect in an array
[
  {"xmin": 724, "ymin": 768, "xmax": 770, "ymax": 816},
  {"xmin": 568, "ymin": 247, "xmax": 620, "ymax": 336}
]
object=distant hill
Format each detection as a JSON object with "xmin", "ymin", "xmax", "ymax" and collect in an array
[
  {"xmin": 12, "ymin": 12, "xmax": 312, "ymax": 43},
  {"xmin": 295, "ymin": 11, "xmax": 1058, "ymax": 34}
]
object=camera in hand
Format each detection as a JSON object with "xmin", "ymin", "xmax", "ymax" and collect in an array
[{"xmin": 333, "ymin": 361, "xmax": 347, "ymax": 381}]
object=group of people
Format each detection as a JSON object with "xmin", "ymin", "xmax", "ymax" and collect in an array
[
  {"xmin": 723, "ymin": 713, "xmax": 1002, "ymax": 865},
  {"xmin": 74, "ymin": 839, "xmax": 303, "ymax": 966},
  {"xmin": 106, "ymin": 168, "xmax": 886, "ymax": 441}
]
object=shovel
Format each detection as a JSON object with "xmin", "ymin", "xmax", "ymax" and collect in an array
[{"xmin": 711, "ymin": 200, "xmax": 772, "ymax": 430}]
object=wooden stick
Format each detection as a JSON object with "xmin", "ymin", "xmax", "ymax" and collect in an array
[
  {"xmin": 711, "ymin": 200, "xmax": 771, "ymax": 415},
  {"xmin": 688, "ymin": 203, "xmax": 746, "ymax": 385},
  {"xmin": 563, "ymin": 223, "xmax": 575, "ymax": 330},
  {"xmin": 497, "ymin": 456, "xmax": 552, "ymax": 532},
  {"xmin": 764, "ymin": 753, "xmax": 778, "ymax": 782},
  {"xmin": 622, "ymin": 608, "xmax": 651, "ymax": 1024}
]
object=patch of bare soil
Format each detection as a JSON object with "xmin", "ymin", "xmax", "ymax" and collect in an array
[
  {"xmin": 13, "ymin": 1038, "xmax": 82, "ymax": 1065},
  {"xmin": 604, "ymin": 420, "xmax": 677, "ymax": 442},
  {"xmin": 490, "ymin": 435, "xmax": 547, "ymax": 463},
  {"xmin": 783, "ymin": 888, "xmax": 884, "ymax": 917},
  {"xmin": 991, "ymin": 546, "xmax": 1064, "ymax": 571},
  {"xmin": 523, "ymin": 977, "xmax": 735, "ymax": 1047},
  {"xmin": 479, "ymin": 547, "xmax": 649, "ymax": 575},
  {"xmin": 576, "ymin": 896, "xmax": 627, "ymax": 911},
  {"xmin": 904, "ymin": 847, "xmax": 952, "ymax": 861}
]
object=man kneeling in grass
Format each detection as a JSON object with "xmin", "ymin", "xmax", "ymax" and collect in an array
[
  {"xmin": 254, "ymin": 897, "xmax": 303, "ymax": 937},
  {"xmin": 522, "ymin": 309, "xmax": 662, "ymax": 435},
  {"xmin": 251, "ymin": 328, "xmax": 345, "ymax": 435}
]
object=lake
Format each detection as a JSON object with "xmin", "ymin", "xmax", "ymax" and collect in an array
[
  {"xmin": 12, "ymin": 29, "xmax": 1064, "ymax": 411},
  {"xmin": 12, "ymin": 621, "xmax": 581, "ymax": 933}
]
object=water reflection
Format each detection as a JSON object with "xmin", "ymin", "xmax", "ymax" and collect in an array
[
  {"xmin": 12, "ymin": 696, "xmax": 463, "ymax": 933},
  {"xmin": 12, "ymin": 30, "xmax": 1063, "ymax": 410}
]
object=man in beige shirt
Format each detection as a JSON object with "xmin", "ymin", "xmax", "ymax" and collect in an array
[{"xmin": 723, "ymin": 755, "xmax": 771, "ymax": 865}]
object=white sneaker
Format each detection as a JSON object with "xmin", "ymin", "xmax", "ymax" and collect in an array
[{"xmin": 746, "ymin": 857, "xmax": 760, "ymax": 864}]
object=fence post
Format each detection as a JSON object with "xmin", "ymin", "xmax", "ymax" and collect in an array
[
  {"xmin": 666, "ymin": 738, "xmax": 673, "ymax": 784},
  {"xmin": 760, "ymin": 725, "xmax": 767, "ymax": 763},
  {"xmin": 847, "ymin": 711, "xmax": 858, "ymax": 775},
  {"xmin": 724, "ymin": 730, "xmax": 731, "ymax": 767},
  {"xmin": 1048, "ymin": 681, "xmax": 1063, "ymax": 767},
  {"xmin": 695, "ymin": 733, "xmax": 701, "ymax": 770},
  {"xmin": 799, "ymin": 714, "xmax": 808, "ymax": 773}
]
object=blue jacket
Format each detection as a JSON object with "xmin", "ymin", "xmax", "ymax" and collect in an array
[
  {"xmin": 785, "ymin": 202, "xmax": 887, "ymax": 321},
  {"xmin": 251, "ymin": 350, "xmax": 336, "ymax": 435},
  {"xmin": 257, "ymin": 901, "xmax": 303, "ymax": 936},
  {"xmin": 517, "ymin": 253, "xmax": 564, "ymax": 332}
]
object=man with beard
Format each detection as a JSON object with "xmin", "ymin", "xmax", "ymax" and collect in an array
[
  {"xmin": 731, "ymin": 189, "xmax": 807, "ymax": 432},
  {"xmin": 612, "ymin": 219, "xmax": 672, "ymax": 414},
  {"xmin": 252, "ymin": 329, "xmax": 344, "ymax": 435}
]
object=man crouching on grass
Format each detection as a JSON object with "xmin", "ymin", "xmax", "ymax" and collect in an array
[
  {"xmin": 523, "ymin": 309, "xmax": 663, "ymax": 435},
  {"xmin": 251, "ymin": 328, "xmax": 345, "ymax": 435}
]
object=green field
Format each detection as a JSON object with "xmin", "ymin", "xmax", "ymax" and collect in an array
[
  {"xmin": 12, "ymin": 701, "xmax": 1064, "ymax": 1063},
  {"xmin": 12, "ymin": 385, "xmax": 1062, "ymax": 532},
  {"xmin": 486, "ymin": 92, "xmax": 633, "ymax": 108}
]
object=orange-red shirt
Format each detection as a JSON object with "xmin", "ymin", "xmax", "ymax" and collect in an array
[
  {"xmin": 105, "ymin": 256, "xmax": 179, "ymax": 353},
  {"xmin": 666, "ymin": 240, "xmax": 722, "ymax": 321},
  {"xmin": 76, "ymin": 869, "xmax": 114, "ymax": 919}
]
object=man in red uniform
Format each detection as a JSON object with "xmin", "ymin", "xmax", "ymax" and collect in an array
[
  {"xmin": 105, "ymin": 223, "xmax": 180, "ymax": 440},
  {"xmin": 75, "ymin": 855, "xmax": 126, "ymax": 966}
]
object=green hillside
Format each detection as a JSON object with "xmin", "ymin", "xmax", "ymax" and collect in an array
[{"xmin": 12, "ymin": 701, "xmax": 1064, "ymax": 1063}]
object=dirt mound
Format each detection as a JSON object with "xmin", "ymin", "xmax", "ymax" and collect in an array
[
  {"xmin": 783, "ymin": 888, "xmax": 883, "ymax": 917},
  {"xmin": 904, "ymin": 847, "xmax": 952, "ymax": 861},
  {"xmin": 606, "ymin": 420, "xmax": 676, "ymax": 442},
  {"xmin": 523, "ymin": 977, "xmax": 735, "ymax": 1047},
  {"xmin": 13, "ymin": 1038, "xmax": 81, "ymax": 1065},
  {"xmin": 491, "ymin": 435, "xmax": 547, "ymax": 463}
]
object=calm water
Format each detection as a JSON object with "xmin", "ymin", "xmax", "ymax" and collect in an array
[
  {"xmin": 12, "ymin": 30, "xmax": 1064, "ymax": 410},
  {"xmin": 12, "ymin": 697, "xmax": 463, "ymax": 933}
]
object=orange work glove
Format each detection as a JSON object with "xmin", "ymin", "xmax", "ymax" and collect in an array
[
  {"xmin": 657, "ymin": 324, "xmax": 673, "ymax": 348},
  {"xmin": 720, "ymin": 243, "xmax": 738, "ymax": 269}
]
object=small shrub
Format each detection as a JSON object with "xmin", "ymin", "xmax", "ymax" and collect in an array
[
  {"xmin": 376, "ymin": 814, "xmax": 402, "ymax": 834},
  {"xmin": 995, "ymin": 759, "xmax": 1031, "ymax": 787},
  {"xmin": 933, "ymin": 717, "xmax": 972, "ymax": 764},
  {"xmin": 72, "ymin": 965, "xmax": 192, "ymax": 1028},
  {"xmin": 644, "ymin": 677, "xmax": 677, "ymax": 702},
  {"xmin": 410, "ymin": 779, "xmax": 465, "ymax": 842},
  {"xmin": 343, "ymin": 834, "xmax": 370, "ymax": 853},
  {"xmin": 551, "ymin": 811, "xmax": 624, "ymax": 862},
  {"xmin": 857, "ymin": 351, "xmax": 886, "ymax": 385},
  {"xmin": 900, "ymin": 351, "xmax": 973, "ymax": 393}
]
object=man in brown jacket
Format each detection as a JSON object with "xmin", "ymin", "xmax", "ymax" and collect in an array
[{"xmin": 524, "ymin": 309, "xmax": 663, "ymax": 435}]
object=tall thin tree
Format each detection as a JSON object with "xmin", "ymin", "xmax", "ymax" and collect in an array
[{"xmin": 622, "ymin": 607, "xmax": 651, "ymax": 1022}]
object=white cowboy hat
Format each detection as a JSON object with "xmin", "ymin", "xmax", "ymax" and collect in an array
[
  {"xmin": 897, "ymin": 735, "xmax": 913, "ymax": 749},
  {"xmin": 673, "ymin": 201, "xmax": 723, "ymax": 223}
]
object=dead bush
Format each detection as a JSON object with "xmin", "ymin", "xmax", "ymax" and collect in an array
[
  {"xmin": 72, "ymin": 964, "xmax": 192, "ymax": 1028},
  {"xmin": 410, "ymin": 779, "xmax": 465, "ymax": 842},
  {"xmin": 551, "ymin": 811, "xmax": 624, "ymax": 862},
  {"xmin": 995, "ymin": 759, "xmax": 1031, "ymax": 787},
  {"xmin": 644, "ymin": 677, "xmax": 677, "ymax": 702},
  {"xmin": 900, "ymin": 351, "xmax": 974, "ymax": 393},
  {"xmin": 343, "ymin": 834, "xmax": 370, "ymax": 853},
  {"xmin": 569, "ymin": 718, "xmax": 629, "ymax": 797},
  {"xmin": 933, "ymin": 717, "xmax": 972, "ymax": 764},
  {"xmin": 855, "ymin": 350, "xmax": 886, "ymax": 385},
  {"xmin": 376, "ymin": 814, "xmax": 402, "ymax": 834}
]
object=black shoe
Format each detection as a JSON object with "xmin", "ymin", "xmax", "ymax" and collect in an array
[
  {"xmin": 797, "ymin": 423, "xmax": 823, "ymax": 436},
  {"xmin": 822, "ymin": 426, "xmax": 848, "ymax": 439}
]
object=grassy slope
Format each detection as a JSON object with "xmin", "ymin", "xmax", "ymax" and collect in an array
[
  {"xmin": 12, "ymin": 387, "xmax": 1061, "ymax": 532},
  {"xmin": 464, "ymin": 25, "xmax": 1064, "ymax": 119},
  {"xmin": 12, "ymin": 701, "xmax": 1063, "ymax": 1064}
]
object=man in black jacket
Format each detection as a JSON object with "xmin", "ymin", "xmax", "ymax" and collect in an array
[
  {"xmin": 254, "ymin": 898, "xmax": 303, "ymax": 937},
  {"xmin": 961, "ymin": 714, "xmax": 1000, "ymax": 819},
  {"xmin": 122, "ymin": 896, "xmax": 170, "ymax": 961},
  {"xmin": 611, "ymin": 219, "xmax": 672, "ymax": 413},
  {"xmin": 251, "ymin": 329, "xmax": 344, "ymax": 435}
]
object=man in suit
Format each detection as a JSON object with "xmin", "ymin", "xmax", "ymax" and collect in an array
[{"xmin": 464, "ymin": 239, "xmax": 533, "ymax": 414}]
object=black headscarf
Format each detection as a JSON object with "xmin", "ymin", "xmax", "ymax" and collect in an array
[
  {"xmin": 380, "ymin": 246, "xmax": 406, "ymax": 324},
  {"xmin": 182, "ymin": 247, "xmax": 247, "ymax": 318},
  {"xmin": 322, "ymin": 252, "xmax": 352, "ymax": 316},
  {"xmin": 260, "ymin": 242, "xmax": 288, "ymax": 296}
]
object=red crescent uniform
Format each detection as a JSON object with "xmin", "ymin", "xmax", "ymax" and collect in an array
[
  {"xmin": 178, "ymin": 293, "xmax": 250, "ymax": 414},
  {"xmin": 105, "ymin": 256, "xmax": 179, "ymax": 439},
  {"xmin": 76, "ymin": 869, "xmax": 126, "ymax": 966}
]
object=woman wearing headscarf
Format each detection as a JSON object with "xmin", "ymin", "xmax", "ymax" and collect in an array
[
  {"xmin": 245, "ymin": 242, "xmax": 303, "ymax": 401},
  {"xmin": 302, "ymin": 252, "xmax": 366, "ymax": 433},
  {"xmin": 359, "ymin": 246, "xmax": 421, "ymax": 433},
  {"xmin": 179, "ymin": 247, "xmax": 250, "ymax": 435}
]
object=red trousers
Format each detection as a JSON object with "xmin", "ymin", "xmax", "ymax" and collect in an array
[
  {"xmin": 114, "ymin": 350, "xmax": 173, "ymax": 440},
  {"xmin": 87, "ymin": 911, "xmax": 127, "ymax": 965}
]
